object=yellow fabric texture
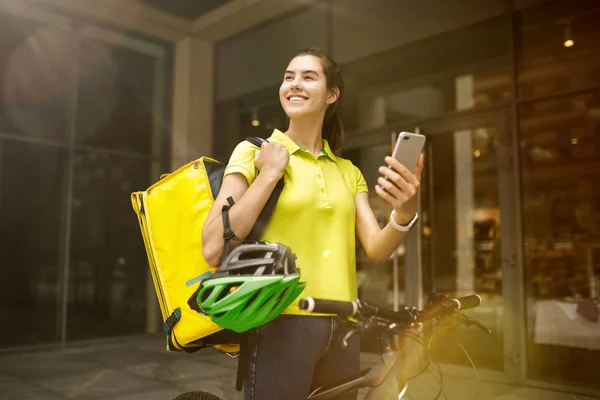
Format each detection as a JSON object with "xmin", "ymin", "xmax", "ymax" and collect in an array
[
  {"xmin": 225, "ymin": 129, "xmax": 368, "ymax": 315},
  {"xmin": 131, "ymin": 157, "xmax": 231, "ymax": 352}
]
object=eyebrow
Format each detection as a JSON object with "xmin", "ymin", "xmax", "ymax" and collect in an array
[{"xmin": 285, "ymin": 69, "xmax": 320, "ymax": 75}]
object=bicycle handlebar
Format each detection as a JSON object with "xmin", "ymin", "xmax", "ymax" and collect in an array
[{"xmin": 298, "ymin": 294, "xmax": 482, "ymax": 326}]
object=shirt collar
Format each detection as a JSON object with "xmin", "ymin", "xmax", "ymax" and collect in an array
[{"xmin": 270, "ymin": 129, "xmax": 337, "ymax": 163}]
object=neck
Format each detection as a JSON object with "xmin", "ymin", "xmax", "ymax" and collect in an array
[{"xmin": 285, "ymin": 115, "xmax": 325, "ymax": 156}]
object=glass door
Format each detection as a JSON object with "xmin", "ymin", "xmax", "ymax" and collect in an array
[{"xmin": 404, "ymin": 111, "xmax": 517, "ymax": 376}]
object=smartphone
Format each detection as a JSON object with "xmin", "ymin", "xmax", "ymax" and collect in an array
[{"xmin": 390, "ymin": 131, "xmax": 426, "ymax": 171}]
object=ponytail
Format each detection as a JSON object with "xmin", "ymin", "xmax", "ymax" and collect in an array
[
  {"xmin": 323, "ymin": 100, "xmax": 344, "ymax": 153},
  {"xmin": 293, "ymin": 48, "xmax": 345, "ymax": 152}
]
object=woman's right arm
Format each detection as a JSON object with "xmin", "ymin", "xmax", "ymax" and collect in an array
[
  {"xmin": 202, "ymin": 171, "xmax": 281, "ymax": 267},
  {"xmin": 202, "ymin": 142, "xmax": 289, "ymax": 267}
]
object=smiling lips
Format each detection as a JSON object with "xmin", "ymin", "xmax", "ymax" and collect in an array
[{"xmin": 287, "ymin": 95, "xmax": 308, "ymax": 103}]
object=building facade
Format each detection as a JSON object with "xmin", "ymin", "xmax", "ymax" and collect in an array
[{"xmin": 0, "ymin": 0, "xmax": 598, "ymax": 397}]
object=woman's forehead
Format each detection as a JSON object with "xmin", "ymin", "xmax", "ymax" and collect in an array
[{"xmin": 286, "ymin": 55, "xmax": 323, "ymax": 73}]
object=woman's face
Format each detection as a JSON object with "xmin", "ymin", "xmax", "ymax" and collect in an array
[{"xmin": 279, "ymin": 55, "xmax": 337, "ymax": 120}]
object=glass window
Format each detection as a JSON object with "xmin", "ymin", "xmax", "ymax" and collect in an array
[
  {"xmin": 517, "ymin": 2, "xmax": 600, "ymax": 99},
  {"xmin": 75, "ymin": 37, "xmax": 157, "ymax": 155},
  {"xmin": 420, "ymin": 125, "xmax": 503, "ymax": 371},
  {"xmin": 67, "ymin": 151, "xmax": 152, "ymax": 341},
  {"xmin": 0, "ymin": 141, "xmax": 66, "ymax": 347},
  {"xmin": 0, "ymin": 14, "xmax": 68, "ymax": 142},
  {"xmin": 378, "ymin": 68, "xmax": 511, "ymax": 127},
  {"xmin": 520, "ymin": 92, "xmax": 600, "ymax": 388}
]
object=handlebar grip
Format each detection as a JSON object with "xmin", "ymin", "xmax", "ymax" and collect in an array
[
  {"xmin": 453, "ymin": 294, "xmax": 482, "ymax": 310},
  {"xmin": 298, "ymin": 297, "xmax": 358, "ymax": 318}
]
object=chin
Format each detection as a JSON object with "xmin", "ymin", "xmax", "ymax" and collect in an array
[
  {"xmin": 282, "ymin": 105, "xmax": 320, "ymax": 120},
  {"xmin": 284, "ymin": 109, "xmax": 307, "ymax": 119}
]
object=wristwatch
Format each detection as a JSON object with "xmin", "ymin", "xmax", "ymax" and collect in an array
[{"xmin": 390, "ymin": 210, "xmax": 419, "ymax": 232}]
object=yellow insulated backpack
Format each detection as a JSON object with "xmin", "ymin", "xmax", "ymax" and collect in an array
[{"xmin": 131, "ymin": 137, "xmax": 283, "ymax": 353}]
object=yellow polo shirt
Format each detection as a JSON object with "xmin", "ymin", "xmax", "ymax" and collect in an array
[{"xmin": 224, "ymin": 129, "xmax": 368, "ymax": 315}]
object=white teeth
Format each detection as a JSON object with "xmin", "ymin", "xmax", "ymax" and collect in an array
[{"xmin": 289, "ymin": 96, "xmax": 306, "ymax": 102}]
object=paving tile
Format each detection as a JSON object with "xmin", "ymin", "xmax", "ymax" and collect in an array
[
  {"xmin": 0, "ymin": 351, "xmax": 106, "ymax": 380},
  {"xmin": 0, "ymin": 380, "xmax": 65, "ymax": 400},
  {"xmin": 0, "ymin": 369, "xmax": 18, "ymax": 383},
  {"xmin": 33, "ymin": 368, "xmax": 163, "ymax": 399},
  {"xmin": 148, "ymin": 357, "xmax": 238, "ymax": 384},
  {"xmin": 496, "ymin": 387, "xmax": 600, "ymax": 400},
  {"xmin": 98, "ymin": 387, "xmax": 183, "ymax": 400},
  {"xmin": 2, "ymin": 335, "xmax": 597, "ymax": 400}
]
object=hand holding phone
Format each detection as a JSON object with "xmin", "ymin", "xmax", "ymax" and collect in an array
[
  {"xmin": 376, "ymin": 131, "xmax": 426, "ymax": 226},
  {"xmin": 390, "ymin": 132, "xmax": 426, "ymax": 171}
]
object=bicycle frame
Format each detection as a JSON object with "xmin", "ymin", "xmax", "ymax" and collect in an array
[{"xmin": 307, "ymin": 330, "xmax": 415, "ymax": 400}]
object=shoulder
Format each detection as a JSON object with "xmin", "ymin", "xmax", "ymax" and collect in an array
[
  {"xmin": 335, "ymin": 155, "xmax": 362, "ymax": 176},
  {"xmin": 230, "ymin": 139, "xmax": 260, "ymax": 158},
  {"xmin": 334, "ymin": 155, "xmax": 369, "ymax": 194},
  {"xmin": 225, "ymin": 139, "xmax": 261, "ymax": 184}
]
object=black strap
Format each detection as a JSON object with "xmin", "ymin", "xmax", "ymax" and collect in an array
[
  {"xmin": 243, "ymin": 136, "xmax": 267, "ymax": 148},
  {"xmin": 235, "ymin": 332, "xmax": 250, "ymax": 391},
  {"xmin": 219, "ymin": 136, "xmax": 284, "ymax": 260},
  {"xmin": 221, "ymin": 196, "xmax": 242, "ymax": 266},
  {"xmin": 163, "ymin": 308, "xmax": 181, "ymax": 334},
  {"xmin": 242, "ymin": 136, "xmax": 285, "ymax": 242},
  {"xmin": 246, "ymin": 177, "xmax": 284, "ymax": 241}
]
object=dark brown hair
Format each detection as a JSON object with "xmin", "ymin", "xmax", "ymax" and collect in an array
[{"xmin": 291, "ymin": 48, "xmax": 345, "ymax": 152}]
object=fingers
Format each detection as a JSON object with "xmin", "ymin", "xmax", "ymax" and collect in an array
[
  {"xmin": 375, "ymin": 184, "xmax": 395, "ymax": 204},
  {"xmin": 384, "ymin": 156, "xmax": 421, "ymax": 186},
  {"xmin": 414, "ymin": 154, "xmax": 425, "ymax": 181},
  {"xmin": 378, "ymin": 166, "xmax": 411, "ymax": 194},
  {"xmin": 377, "ymin": 176, "xmax": 402, "ymax": 199}
]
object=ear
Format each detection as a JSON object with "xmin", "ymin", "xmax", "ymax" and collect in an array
[{"xmin": 327, "ymin": 87, "xmax": 340, "ymax": 105}]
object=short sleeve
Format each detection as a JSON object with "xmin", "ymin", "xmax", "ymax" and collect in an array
[
  {"xmin": 224, "ymin": 140, "xmax": 259, "ymax": 185},
  {"xmin": 354, "ymin": 165, "xmax": 369, "ymax": 196}
]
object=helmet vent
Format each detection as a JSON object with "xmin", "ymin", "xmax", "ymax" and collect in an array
[
  {"xmin": 217, "ymin": 284, "xmax": 239, "ymax": 303},
  {"xmin": 277, "ymin": 287, "xmax": 289, "ymax": 303},
  {"xmin": 242, "ymin": 289, "xmax": 262, "ymax": 312},
  {"xmin": 201, "ymin": 288, "xmax": 213, "ymax": 303}
]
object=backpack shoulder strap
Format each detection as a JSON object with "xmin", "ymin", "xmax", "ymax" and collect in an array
[
  {"xmin": 241, "ymin": 136, "xmax": 284, "ymax": 242},
  {"xmin": 244, "ymin": 136, "xmax": 267, "ymax": 148}
]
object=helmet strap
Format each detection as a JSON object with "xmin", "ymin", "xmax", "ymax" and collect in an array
[{"xmin": 221, "ymin": 196, "xmax": 243, "ymax": 265}]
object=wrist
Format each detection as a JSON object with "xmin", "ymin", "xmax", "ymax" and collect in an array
[
  {"xmin": 258, "ymin": 167, "xmax": 283, "ymax": 183},
  {"xmin": 392, "ymin": 209, "xmax": 415, "ymax": 226},
  {"xmin": 390, "ymin": 210, "xmax": 418, "ymax": 232}
]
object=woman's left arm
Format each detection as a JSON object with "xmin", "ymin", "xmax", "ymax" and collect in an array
[{"xmin": 355, "ymin": 155, "xmax": 424, "ymax": 264}]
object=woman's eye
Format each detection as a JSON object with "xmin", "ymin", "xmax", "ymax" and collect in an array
[{"xmin": 305, "ymin": 76, "xmax": 314, "ymax": 81}]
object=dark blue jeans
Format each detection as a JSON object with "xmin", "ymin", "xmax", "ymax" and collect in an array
[{"xmin": 242, "ymin": 315, "xmax": 360, "ymax": 400}]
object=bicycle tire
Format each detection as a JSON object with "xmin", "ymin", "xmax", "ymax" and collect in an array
[{"xmin": 172, "ymin": 391, "xmax": 224, "ymax": 400}]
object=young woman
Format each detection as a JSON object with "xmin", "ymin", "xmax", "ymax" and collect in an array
[{"xmin": 202, "ymin": 48, "xmax": 424, "ymax": 400}]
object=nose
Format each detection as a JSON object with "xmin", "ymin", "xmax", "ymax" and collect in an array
[{"xmin": 291, "ymin": 77, "xmax": 302, "ymax": 90}]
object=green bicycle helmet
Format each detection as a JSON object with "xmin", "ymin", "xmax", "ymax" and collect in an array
[{"xmin": 196, "ymin": 242, "xmax": 306, "ymax": 333}]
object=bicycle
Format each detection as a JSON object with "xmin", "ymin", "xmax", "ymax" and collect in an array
[{"xmin": 174, "ymin": 292, "xmax": 491, "ymax": 400}]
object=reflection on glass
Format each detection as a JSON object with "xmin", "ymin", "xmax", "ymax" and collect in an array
[
  {"xmin": 421, "ymin": 126, "xmax": 503, "ymax": 371},
  {"xmin": 75, "ymin": 37, "xmax": 156, "ymax": 154},
  {"xmin": 373, "ymin": 69, "xmax": 510, "ymax": 127},
  {"xmin": 0, "ymin": 141, "xmax": 66, "ymax": 347},
  {"xmin": 0, "ymin": 14, "xmax": 68, "ymax": 142},
  {"xmin": 67, "ymin": 152, "xmax": 151, "ymax": 341},
  {"xmin": 520, "ymin": 92, "xmax": 600, "ymax": 389},
  {"xmin": 518, "ymin": 2, "xmax": 600, "ymax": 99}
]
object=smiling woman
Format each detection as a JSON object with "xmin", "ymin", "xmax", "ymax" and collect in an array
[{"xmin": 201, "ymin": 48, "xmax": 424, "ymax": 400}]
